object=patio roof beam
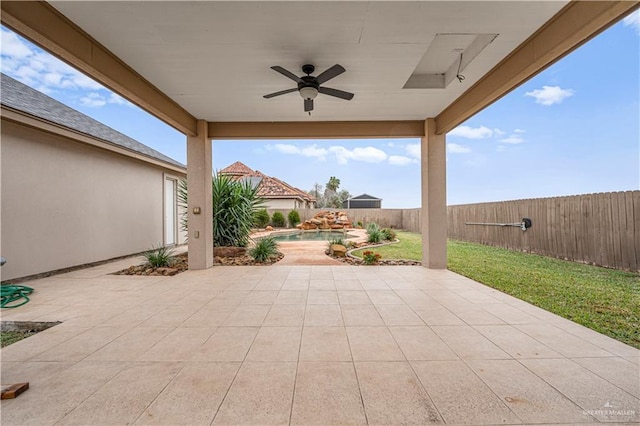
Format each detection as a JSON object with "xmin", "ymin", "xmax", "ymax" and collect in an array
[
  {"xmin": 0, "ymin": 1, "xmax": 198, "ymax": 136},
  {"xmin": 208, "ymin": 121, "xmax": 425, "ymax": 139},
  {"xmin": 435, "ymin": 0, "xmax": 639, "ymax": 135}
]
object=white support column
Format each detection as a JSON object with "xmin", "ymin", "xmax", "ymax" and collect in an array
[
  {"xmin": 420, "ymin": 118, "xmax": 447, "ymax": 269},
  {"xmin": 187, "ymin": 119, "xmax": 213, "ymax": 269}
]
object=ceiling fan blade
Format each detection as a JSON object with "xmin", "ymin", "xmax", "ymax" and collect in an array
[
  {"xmin": 271, "ymin": 66, "xmax": 302, "ymax": 83},
  {"xmin": 263, "ymin": 88, "xmax": 298, "ymax": 99},
  {"xmin": 315, "ymin": 64, "xmax": 346, "ymax": 84},
  {"xmin": 318, "ymin": 86, "xmax": 354, "ymax": 100},
  {"xmin": 304, "ymin": 98, "xmax": 314, "ymax": 112}
]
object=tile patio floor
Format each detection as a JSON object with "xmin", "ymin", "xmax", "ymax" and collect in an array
[{"xmin": 1, "ymin": 259, "xmax": 638, "ymax": 425}]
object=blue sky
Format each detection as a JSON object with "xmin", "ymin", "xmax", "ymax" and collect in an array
[{"xmin": 1, "ymin": 11, "xmax": 638, "ymax": 207}]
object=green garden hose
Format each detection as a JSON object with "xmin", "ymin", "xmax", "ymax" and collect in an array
[{"xmin": 1, "ymin": 285, "xmax": 34, "ymax": 308}]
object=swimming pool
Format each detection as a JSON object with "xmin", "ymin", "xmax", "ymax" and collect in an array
[{"xmin": 270, "ymin": 231, "xmax": 356, "ymax": 242}]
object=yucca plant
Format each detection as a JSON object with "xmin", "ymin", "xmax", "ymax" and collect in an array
[
  {"xmin": 177, "ymin": 179, "xmax": 189, "ymax": 234},
  {"xmin": 144, "ymin": 245, "xmax": 175, "ymax": 268},
  {"xmin": 178, "ymin": 174, "xmax": 265, "ymax": 247},
  {"xmin": 249, "ymin": 236, "xmax": 279, "ymax": 262},
  {"xmin": 213, "ymin": 174, "xmax": 264, "ymax": 247}
]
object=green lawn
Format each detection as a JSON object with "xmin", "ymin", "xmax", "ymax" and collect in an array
[
  {"xmin": 352, "ymin": 232, "xmax": 640, "ymax": 348},
  {"xmin": 0, "ymin": 331, "xmax": 36, "ymax": 348}
]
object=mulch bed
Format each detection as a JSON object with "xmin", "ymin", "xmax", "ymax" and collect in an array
[{"xmin": 112, "ymin": 251, "xmax": 283, "ymax": 276}]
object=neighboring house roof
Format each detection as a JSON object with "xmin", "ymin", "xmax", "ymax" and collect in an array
[
  {"xmin": 348, "ymin": 193, "xmax": 382, "ymax": 201},
  {"xmin": 219, "ymin": 161, "xmax": 315, "ymax": 203},
  {"xmin": 219, "ymin": 161, "xmax": 256, "ymax": 176},
  {"xmin": 0, "ymin": 73, "xmax": 185, "ymax": 169}
]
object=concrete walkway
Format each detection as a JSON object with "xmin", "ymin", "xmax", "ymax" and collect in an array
[
  {"xmin": 1, "ymin": 260, "xmax": 638, "ymax": 425},
  {"xmin": 276, "ymin": 241, "xmax": 344, "ymax": 265}
]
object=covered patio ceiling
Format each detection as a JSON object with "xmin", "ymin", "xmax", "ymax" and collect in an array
[{"xmin": 2, "ymin": 1, "xmax": 637, "ymax": 138}]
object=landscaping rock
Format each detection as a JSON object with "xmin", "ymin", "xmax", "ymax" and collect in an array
[
  {"xmin": 299, "ymin": 210, "xmax": 354, "ymax": 231},
  {"xmin": 330, "ymin": 244, "xmax": 347, "ymax": 257},
  {"xmin": 156, "ymin": 267, "xmax": 178, "ymax": 276},
  {"xmin": 265, "ymin": 226, "xmax": 273, "ymax": 231}
]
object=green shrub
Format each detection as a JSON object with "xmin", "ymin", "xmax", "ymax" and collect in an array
[
  {"xmin": 357, "ymin": 221, "xmax": 363, "ymax": 228},
  {"xmin": 288, "ymin": 210, "xmax": 301, "ymax": 227},
  {"xmin": 381, "ymin": 228, "xmax": 396, "ymax": 241},
  {"xmin": 144, "ymin": 245, "xmax": 175, "ymax": 268},
  {"xmin": 254, "ymin": 209, "xmax": 270, "ymax": 228},
  {"xmin": 365, "ymin": 222, "xmax": 379, "ymax": 233},
  {"xmin": 362, "ymin": 250, "xmax": 381, "ymax": 265},
  {"xmin": 272, "ymin": 211, "xmax": 286, "ymax": 228},
  {"xmin": 328, "ymin": 236, "xmax": 345, "ymax": 248},
  {"xmin": 250, "ymin": 236, "xmax": 279, "ymax": 262},
  {"xmin": 366, "ymin": 222, "xmax": 383, "ymax": 244}
]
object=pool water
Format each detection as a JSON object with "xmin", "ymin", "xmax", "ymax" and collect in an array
[{"xmin": 270, "ymin": 231, "xmax": 355, "ymax": 242}]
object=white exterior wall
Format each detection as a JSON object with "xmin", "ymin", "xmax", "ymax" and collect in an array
[
  {"xmin": 263, "ymin": 198, "xmax": 298, "ymax": 210},
  {"xmin": 0, "ymin": 119, "xmax": 186, "ymax": 280}
]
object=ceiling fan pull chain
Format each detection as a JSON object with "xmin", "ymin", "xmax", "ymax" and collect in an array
[{"xmin": 456, "ymin": 53, "xmax": 466, "ymax": 83}]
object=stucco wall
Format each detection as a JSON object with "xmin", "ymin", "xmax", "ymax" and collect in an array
[
  {"xmin": 1, "ymin": 119, "xmax": 185, "ymax": 280},
  {"xmin": 264, "ymin": 199, "xmax": 297, "ymax": 210}
]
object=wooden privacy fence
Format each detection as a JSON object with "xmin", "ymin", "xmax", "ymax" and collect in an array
[{"xmin": 447, "ymin": 191, "xmax": 640, "ymax": 271}]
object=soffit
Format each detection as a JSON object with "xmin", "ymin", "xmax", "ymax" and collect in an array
[{"xmin": 50, "ymin": 1, "xmax": 568, "ymax": 122}]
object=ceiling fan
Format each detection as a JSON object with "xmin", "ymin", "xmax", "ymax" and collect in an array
[{"xmin": 263, "ymin": 64, "xmax": 354, "ymax": 114}]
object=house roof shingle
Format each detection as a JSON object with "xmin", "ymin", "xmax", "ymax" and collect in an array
[
  {"xmin": 0, "ymin": 73, "xmax": 185, "ymax": 169},
  {"xmin": 219, "ymin": 161, "xmax": 315, "ymax": 202},
  {"xmin": 219, "ymin": 161, "xmax": 256, "ymax": 176}
]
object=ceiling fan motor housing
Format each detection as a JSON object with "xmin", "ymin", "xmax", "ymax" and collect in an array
[{"xmin": 298, "ymin": 76, "xmax": 319, "ymax": 99}]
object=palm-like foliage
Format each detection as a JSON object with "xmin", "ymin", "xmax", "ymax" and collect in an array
[
  {"xmin": 177, "ymin": 174, "xmax": 265, "ymax": 247},
  {"xmin": 213, "ymin": 174, "xmax": 264, "ymax": 247}
]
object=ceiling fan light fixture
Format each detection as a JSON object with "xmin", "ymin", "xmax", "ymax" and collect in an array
[{"xmin": 299, "ymin": 86, "xmax": 318, "ymax": 100}]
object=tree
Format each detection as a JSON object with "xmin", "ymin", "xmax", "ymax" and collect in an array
[
  {"xmin": 309, "ymin": 183, "xmax": 326, "ymax": 208},
  {"xmin": 326, "ymin": 189, "xmax": 351, "ymax": 208},
  {"xmin": 327, "ymin": 176, "xmax": 341, "ymax": 191},
  {"xmin": 324, "ymin": 176, "xmax": 341, "ymax": 205}
]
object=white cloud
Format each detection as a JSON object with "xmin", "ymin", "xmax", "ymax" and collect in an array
[
  {"xmin": 623, "ymin": 10, "xmax": 640, "ymax": 34},
  {"xmin": 449, "ymin": 125, "xmax": 493, "ymax": 139},
  {"xmin": 493, "ymin": 128, "xmax": 505, "ymax": 136},
  {"xmin": 329, "ymin": 146, "xmax": 387, "ymax": 165},
  {"xmin": 267, "ymin": 143, "xmax": 388, "ymax": 164},
  {"xmin": 500, "ymin": 135, "xmax": 525, "ymax": 144},
  {"xmin": 447, "ymin": 143, "xmax": 471, "ymax": 154},
  {"xmin": 405, "ymin": 143, "xmax": 421, "ymax": 159},
  {"xmin": 525, "ymin": 85, "xmax": 574, "ymax": 106},
  {"xmin": 0, "ymin": 29, "xmax": 33, "ymax": 58},
  {"xmin": 514, "ymin": 129, "xmax": 525, "ymax": 134},
  {"xmin": 267, "ymin": 143, "xmax": 328, "ymax": 160},
  {"xmin": 0, "ymin": 27, "xmax": 122, "ymax": 106},
  {"xmin": 388, "ymin": 155, "xmax": 417, "ymax": 166},
  {"xmin": 80, "ymin": 93, "xmax": 107, "ymax": 107},
  {"xmin": 109, "ymin": 93, "xmax": 131, "ymax": 106}
]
